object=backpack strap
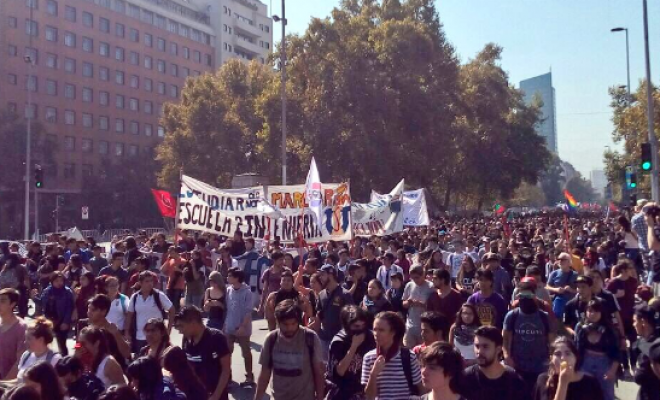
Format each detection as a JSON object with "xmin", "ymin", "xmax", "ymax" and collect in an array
[
  {"xmin": 45, "ymin": 350, "xmax": 55, "ymax": 364},
  {"xmin": 152, "ymin": 289, "xmax": 167, "ymax": 319},
  {"xmin": 400, "ymin": 347, "xmax": 415, "ymax": 395},
  {"xmin": 19, "ymin": 351, "xmax": 30, "ymax": 369},
  {"xmin": 304, "ymin": 330, "xmax": 315, "ymax": 372},
  {"xmin": 119, "ymin": 294, "xmax": 127, "ymax": 314},
  {"xmin": 266, "ymin": 333, "xmax": 278, "ymax": 369}
]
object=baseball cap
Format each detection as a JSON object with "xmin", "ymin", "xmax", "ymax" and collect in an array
[{"xmin": 320, "ymin": 265, "xmax": 336, "ymax": 277}]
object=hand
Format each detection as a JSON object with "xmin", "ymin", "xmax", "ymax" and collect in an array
[
  {"xmin": 351, "ymin": 333, "xmax": 365, "ymax": 349},
  {"xmin": 557, "ymin": 287, "xmax": 565, "ymax": 294},
  {"xmin": 371, "ymin": 355, "xmax": 387, "ymax": 375},
  {"xmin": 604, "ymin": 369, "xmax": 617, "ymax": 381},
  {"xmin": 558, "ymin": 361, "xmax": 575, "ymax": 385}
]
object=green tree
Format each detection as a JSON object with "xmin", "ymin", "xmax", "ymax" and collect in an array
[
  {"xmin": 565, "ymin": 173, "xmax": 598, "ymax": 204},
  {"xmin": 540, "ymin": 154, "xmax": 566, "ymax": 206}
]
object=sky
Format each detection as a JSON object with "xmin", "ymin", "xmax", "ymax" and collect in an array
[{"xmin": 266, "ymin": 0, "xmax": 660, "ymax": 178}]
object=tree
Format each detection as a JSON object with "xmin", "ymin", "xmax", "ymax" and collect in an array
[
  {"xmin": 540, "ymin": 154, "xmax": 566, "ymax": 206},
  {"xmin": 508, "ymin": 182, "xmax": 546, "ymax": 208},
  {"xmin": 565, "ymin": 174, "xmax": 598, "ymax": 204}
]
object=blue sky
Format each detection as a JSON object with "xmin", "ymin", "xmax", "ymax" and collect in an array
[{"xmin": 267, "ymin": 0, "xmax": 660, "ymax": 178}]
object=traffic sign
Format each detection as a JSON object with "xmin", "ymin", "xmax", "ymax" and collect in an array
[{"xmin": 82, "ymin": 206, "xmax": 89, "ymax": 220}]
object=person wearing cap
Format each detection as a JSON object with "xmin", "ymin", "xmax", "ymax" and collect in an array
[
  {"xmin": 314, "ymin": 263, "xmax": 354, "ymax": 360},
  {"xmin": 375, "ymin": 253, "xmax": 403, "ymax": 292},
  {"xmin": 562, "ymin": 275, "xmax": 593, "ymax": 337},
  {"xmin": 503, "ymin": 279, "xmax": 554, "ymax": 398},
  {"xmin": 481, "ymin": 252, "xmax": 512, "ymax": 299}
]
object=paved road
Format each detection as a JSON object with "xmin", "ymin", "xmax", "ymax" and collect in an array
[{"xmin": 54, "ymin": 316, "xmax": 638, "ymax": 400}]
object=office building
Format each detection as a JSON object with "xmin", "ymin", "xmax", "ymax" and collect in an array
[
  {"xmin": 520, "ymin": 72, "xmax": 557, "ymax": 153},
  {"xmin": 0, "ymin": 0, "xmax": 272, "ymax": 194},
  {"xmin": 590, "ymin": 169, "xmax": 607, "ymax": 197}
]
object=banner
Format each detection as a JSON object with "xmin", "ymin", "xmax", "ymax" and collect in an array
[
  {"xmin": 178, "ymin": 175, "xmax": 352, "ymax": 243},
  {"xmin": 353, "ymin": 179, "xmax": 404, "ymax": 236},
  {"xmin": 371, "ymin": 188, "xmax": 430, "ymax": 226}
]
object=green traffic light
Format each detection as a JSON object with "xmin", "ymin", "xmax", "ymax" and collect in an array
[
  {"xmin": 631, "ymin": 183, "xmax": 637, "ymax": 188},
  {"xmin": 643, "ymin": 161, "xmax": 652, "ymax": 171}
]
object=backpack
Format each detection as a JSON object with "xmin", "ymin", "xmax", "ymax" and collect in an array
[
  {"xmin": 267, "ymin": 329, "xmax": 315, "ymax": 371},
  {"xmin": 400, "ymin": 347, "xmax": 419, "ymax": 396},
  {"xmin": 19, "ymin": 349, "xmax": 55, "ymax": 369},
  {"xmin": 508, "ymin": 308, "xmax": 550, "ymax": 334},
  {"xmin": 129, "ymin": 289, "xmax": 167, "ymax": 341}
]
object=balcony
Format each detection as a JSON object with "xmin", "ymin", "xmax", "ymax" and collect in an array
[
  {"xmin": 233, "ymin": 16, "xmax": 262, "ymax": 37},
  {"xmin": 234, "ymin": 36, "xmax": 262, "ymax": 55}
]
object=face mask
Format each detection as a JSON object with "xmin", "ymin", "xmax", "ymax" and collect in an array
[{"xmin": 519, "ymin": 298, "xmax": 538, "ymax": 314}]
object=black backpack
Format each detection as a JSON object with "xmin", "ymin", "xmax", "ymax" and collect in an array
[
  {"xmin": 400, "ymin": 347, "xmax": 419, "ymax": 396},
  {"xmin": 267, "ymin": 329, "xmax": 315, "ymax": 371}
]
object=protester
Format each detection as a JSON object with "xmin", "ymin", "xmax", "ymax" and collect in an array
[
  {"xmin": 414, "ymin": 311, "xmax": 448, "ymax": 355},
  {"xmin": 99, "ymin": 253, "xmax": 129, "ymax": 294},
  {"xmin": 23, "ymin": 361, "xmax": 65, "ymax": 400},
  {"xmin": 16, "ymin": 317, "xmax": 61, "ymax": 383},
  {"xmin": 126, "ymin": 356, "xmax": 186, "ymax": 400},
  {"xmin": 265, "ymin": 270, "xmax": 312, "ymax": 331},
  {"xmin": 78, "ymin": 326, "xmax": 127, "ymax": 387},
  {"xmin": 547, "ymin": 252, "xmax": 578, "ymax": 320},
  {"xmin": 82, "ymin": 294, "xmax": 131, "ymax": 364},
  {"xmin": 376, "ymin": 253, "xmax": 403, "ymax": 292},
  {"xmin": 0, "ymin": 385, "xmax": 41, "ymax": 400},
  {"xmin": 138, "ymin": 318, "xmax": 171, "ymax": 364},
  {"xmin": 38, "ymin": 272, "xmax": 74, "ymax": 356},
  {"xmin": 361, "ymin": 279, "xmax": 392, "ymax": 324},
  {"xmin": 466, "ymin": 268, "xmax": 507, "ymax": 329},
  {"xmin": 105, "ymin": 277, "xmax": 130, "ymax": 333},
  {"xmin": 182, "ymin": 256, "xmax": 205, "ymax": 308},
  {"xmin": 0, "ymin": 288, "xmax": 27, "ymax": 380},
  {"xmin": 427, "ymin": 269, "xmax": 463, "ymax": 328},
  {"xmin": 55, "ymin": 356, "xmax": 105, "ymax": 400},
  {"xmin": 162, "ymin": 347, "xmax": 208, "ymax": 400},
  {"xmin": 225, "ymin": 267, "xmax": 254, "ymax": 386},
  {"xmin": 313, "ymin": 266, "xmax": 354, "ymax": 359},
  {"xmin": 386, "ymin": 272, "xmax": 406, "ymax": 318},
  {"xmin": 448, "ymin": 303, "xmax": 481, "ymax": 365},
  {"xmin": 160, "ymin": 247, "xmax": 185, "ymax": 313},
  {"xmin": 456, "ymin": 256, "xmax": 478, "ymax": 299},
  {"xmin": 402, "ymin": 265, "xmax": 434, "ymax": 347},
  {"xmin": 203, "ymin": 271, "xmax": 226, "ymax": 330},
  {"xmin": 418, "ymin": 342, "xmax": 466, "ymax": 400}
]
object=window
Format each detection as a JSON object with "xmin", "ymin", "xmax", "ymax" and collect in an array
[
  {"xmin": 7, "ymin": 74, "xmax": 17, "ymax": 85},
  {"xmin": 128, "ymin": 144, "xmax": 138, "ymax": 156},
  {"xmin": 157, "ymin": 82, "xmax": 165, "ymax": 94},
  {"xmin": 129, "ymin": 98, "xmax": 138, "ymax": 111},
  {"xmin": 64, "ymin": 83, "xmax": 75, "ymax": 99},
  {"xmin": 144, "ymin": 124, "xmax": 152, "ymax": 136},
  {"xmin": 25, "ymin": 75, "xmax": 37, "ymax": 92},
  {"xmin": 46, "ymin": 79, "xmax": 57, "ymax": 95},
  {"xmin": 64, "ymin": 5, "xmax": 75, "ymax": 22},
  {"xmin": 130, "ymin": 121, "xmax": 138, "ymax": 135},
  {"xmin": 25, "ymin": 104, "xmax": 37, "ymax": 119},
  {"xmin": 179, "ymin": 24, "xmax": 188, "ymax": 37},
  {"xmin": 81, "ymin": 139, "xmax": 92, "ymax": 153},
  {"xmin": 155, "ymin": 14, "xmax": 165, "ymax": 29},
  {"xmin": 167, "ymin": 19, "xmax": 177, "ymax": 33},
  {"xmin": 64, "ymin": 163, "xmax": 75, "ymax": 178},
  {"xmin": 99, "ymin": 42, "xmax": 109, "ymax": 57},
  {"xmin": 115, "ymin": 23, "xmax": 124, "ymax": 37},
  {"xmin": 25, "ymin": 19, "xmax": 38, "ymax": 37},
  {"xmin": 82, "ymin": 12, "xmax": 93, "ymax": 27},
  {"xmin": 170, "ymin": 42, "xmax": 177, "ymax": 55},
  {"xmin": 99, "ymin": 115, "xmax": 109, "ymax": 129},
  {"xmin": 115, "ymin": 70, "xmax": 124, "ymax": 85},
  {"xmin": 145, "ymin": 79, "xmax": 152, "ymax": 92},
  {"xmin": 183, "ymin": 47, "xmax": 190, "ymax": 59},
  {"xmin": 129, "ymin": 51, "xmax": 139, "ymax": 65},
  {"xmin": 64, "ymin": 110, "xmax": 75, "ymax": 125},
  {"xmin": 170, "ymin": 64, "xmax": 178, "ymax": 77},
  {"xmin": 99, "ymin": 141, "xmax": 109, "ymax": 154},
  {"xmin": 82, "ymin": 113, "xmax": 93, "ymax": 128},
  {"xmin": 99, "ymin": 67, "xmax": 109, "ymax": 81},
  {"xmin": 115, "ymin": 47, "xmax": 124, "ymax": 61},
  {"xmin": 64, "ymin": 31, "xmax": 76, "ymax": 47},
  {"xmin": 144, "ymin": 100, "xmax": 152, "ymax": 114},
  {"xmin": 46, "ymin": 53, "xmax": 57, "ymax": 69},
  {"xmin": 206, "ymin": 54, "xmax": 212, "ymax": 66},
  {"xmin": 128, "ymin": 4, "xmax": 139, "ymax": 18},
  {"xmin": 64, "ymin": 136, "xmax": 75, "ymax": 150},
  {"xmin": 46, "ymin": 0, "xmax": 57, "ymax": 15},
  {"xmin": 82, "ymin": 62, "xmax": 93, "ymax": 77},
  {"xmin": 23, "ymin": 48, "xmax": 37, "ymax": 64},
  {"xmin": 82, "ymin": 37, "xmax": 93, "ymax": 52},
  {"xmin": 141, "ymin": 10, "xmax": 153, "ymax": 24},
  {"xmin": 115, "ymin": 143, "xmax": 124, "ymax": 156},
  {"xmin": 99, "ymin": 17, "xmax": 109, "ymax": 33},
  {"xmin": 157, "ymin": 38, "xmax": 166, "ymax": 51},
  {"xmin": 82, "ymin": 164, "xmax": 93, "ymax": 177},
  {"xmin": 182, "ymin": 67, "xmax": 189, "ymax": 78},
  {"xmin": 8, "ymin": 17, "xmax": 17, "ymax": 29},
  {"xmin": 115, "ymin": 95, "xmax": 124, "ymax": 109},
  {"xmin": 45, "ymin": 107, "xmax": 57, "ymax": 122},
  {"xmin": 8, "ymin": 45, "xmax": 18, "ymax": 57},
  {"xmin": 144, "ymin": 56, "xmax": 152, "ymax": 69},
  {"xmin": 129, "ymin": 28, "xmax": 139, "ymax": 42},
  {"xmin": 82, "ymin": 87, "xmax": 93, "ymax": 102},
  {"xmin": 193, "ymin": 50, "xmax": 201, "ymax": 63},
  {"xmin": 99, "ymin": 92, "xmax": 109, "ymax": 106},
  {"xmin": 64, "ymin": 58, "xmax": 75, "ymax": 73},
  {"xmin": 115, "ymin": 119, "xmax": 124, "ymax": 133},
  {"xmin": 144, "ymin": 33, "xmax": 152, "ymax": 47},
  {"xmin": 157, "ymin": 126, "xmax": 165, "ymax": 137},
  {"xmin": 170, "ymin": 85, "xmax": 178, "ymax": 98},
  {"xmin": 157, "ymin": 60, "xmax": 165, "ymax": 73},
  {"xmin": 129, "ymin": 75, "xmax": 139, "ymax": 88},
  {"xmin": 45, "ymin": 26, "xmax": 57, "ymax": 41}
]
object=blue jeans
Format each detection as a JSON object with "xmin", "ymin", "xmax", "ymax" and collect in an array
[{"xmin": 581, "ymin": 353, "xmax": 615, "ymax": 400}]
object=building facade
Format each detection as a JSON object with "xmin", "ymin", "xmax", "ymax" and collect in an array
[
  {"xmin": 520, "ymin": 72, "xmax": 557, "ymax": 153},
  {"xmin": 590, "ymin": 169, "xmax": 607, "ymax": 197}
]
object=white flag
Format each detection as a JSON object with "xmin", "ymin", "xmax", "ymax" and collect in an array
[{"xmin": 305, "ymin": 157, "xmax": 324, "ymax": 227}]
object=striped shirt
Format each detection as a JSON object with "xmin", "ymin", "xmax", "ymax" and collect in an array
[{"xmin": 361, "ymin": 348, "xmax": 421, "ymax": 400}]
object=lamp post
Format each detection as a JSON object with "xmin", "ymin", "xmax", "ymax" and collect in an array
[
  {"xmin": 643, "ymin": 0, "xmax": 659, "ymax": 201},
  {"xmin": 273, "ymin": 2, "xmax": 287, "ymax": 185},
  {"xmin": 24, "ymin": 1, "xmax": 35, "ymax": 240},
  {"xmin": 611, "ymin": 27, "xmax": 631, "ymax": 100}
]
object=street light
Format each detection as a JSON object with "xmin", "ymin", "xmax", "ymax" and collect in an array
[
  {"xmin": 23, "ymin": 52, "xmax": 34, "ymax": 240},
  {"xmin": 642, "ymin": 0, "xmax": 659, "ymax": 201},
  {"xmin": 273, "ymin": 2, "xmax": 287, "ymax": 185},
  {"xmin": 611, "ymin": 27, "xmax": 631, "ymax": 101}
]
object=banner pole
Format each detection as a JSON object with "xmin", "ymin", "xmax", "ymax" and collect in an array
[{"xmin": 174, "ymin": 167, "xmax": 183, "ymax": 244}]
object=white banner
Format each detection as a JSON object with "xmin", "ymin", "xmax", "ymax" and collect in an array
[
  {"xmin": 371, "ymin": 187, "xmax": 430, "ymax": 226},
  {"xmin": 178, "ymin": 175, "xmax": 352, "ymax": 243},
  {"xmin": 353, "ymin": 179, "xmax": 404, "ymax": 236}
]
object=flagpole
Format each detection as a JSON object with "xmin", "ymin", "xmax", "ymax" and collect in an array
[{"xmin": 174, "ymin": 167, "xmax": 183, "ymax": 244}]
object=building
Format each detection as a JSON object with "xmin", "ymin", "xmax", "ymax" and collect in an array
[
  {"xmin": 520, "ymin": 72, "xmax": 557, "ymax": 153},
  {"xmin": 590, "ymin": 169, "xmax": 607, "ymax": 197},
  {"xmin": 0, "ymin": 0, "xmax": 272, "ymax": 234}
]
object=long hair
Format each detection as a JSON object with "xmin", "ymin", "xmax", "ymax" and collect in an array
[
  {"xmin": 456, "ymin": 256, "xmax": 476, "ymax": 287},
  {"xmin": 24, "ymin": 362, "xmax": 64, "ymax": 400},
  {"xmin": 454, "ymin": 303, "xmax": 481, "ymax": 329},
  {"xmin": 424, "ymin": 250, "xmax": 445, "ymax": 272},
  {"xmin": 79, "ymin": 326, "xmax": 110, "ymax": 373},
  {"xmin": 127, "ymin": 357, "xmax": 162, "ymax": 400},
  {"xmin": 162, "ymin": 347, "xmax": 208, "ymax": 400},
  {"xmin": 144, "ymin": 318, "xmax": 170, "ymax": 359},
  {"xmin": 545, "ymin": 337, "xmax": 582, "ymax": 400}
]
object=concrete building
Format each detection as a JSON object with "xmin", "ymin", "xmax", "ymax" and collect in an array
[
  {"xmin": 590, "ymin": 169, "xmax": 607, "ymax": 197},
  {"xmin": 0, "ymin": 0, "xmax": 272, "ymax": 193},
  {"xmin": 520, "ymin": 72, "xmax": 557, "ymax": 153}
]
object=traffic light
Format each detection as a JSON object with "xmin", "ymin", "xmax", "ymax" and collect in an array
[
  {"xmin": 34, "ymin": 166, "xmax": 43, "ymax": 188},
  {"xmin": 57, "ymin": 195, "xmax": 64, "ymax": 207},
  {"xmin": 631, "ymin": 193, "xmax": 638, "ymax": 205},
  {"xmin": 641, "ymin": 143, "xmax": 653, "ymax": 171},
  {"xmin": 630, "ymin": 172, "xmax": 638, "ymax": 189}
]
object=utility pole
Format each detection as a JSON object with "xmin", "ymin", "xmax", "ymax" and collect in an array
[
  {"xmin": 23, "ymin": 1, "xmax": 35, "ymax": 240},
  {"xmin": 643, "ymin": 0, "xmax": 659, "ymax": 201},
  {"xmin": 273, "ymin": 1, "xmax": 287, "ymax": 185}
]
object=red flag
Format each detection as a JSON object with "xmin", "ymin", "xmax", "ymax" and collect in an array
[
  {"xmin": 151, "ymin": 189, "xmax": 176, "ymax": 218},
  {"xmin": 608, "ymin": 201, "xmax": 619, "ymax": 213}
]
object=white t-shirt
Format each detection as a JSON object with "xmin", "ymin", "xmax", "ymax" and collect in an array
[
  {"xmin": 17, "ymin": 350, "xmax": 62, "ymax": 383},
  {"xmin": 107, "ymin": 294, "xmax": 129, "ymax": 330},
  {"xmin": 376, "ymin": 264, "xmax": 404, "ymax": 291},
  {"xmin": 128, "ymin": 290, "xmax": 173, "ymax": 340}
]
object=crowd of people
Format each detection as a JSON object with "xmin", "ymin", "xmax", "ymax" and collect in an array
[{"xmin": 2, "ymin": 200, "xmax": 660, "ymax": 400}]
